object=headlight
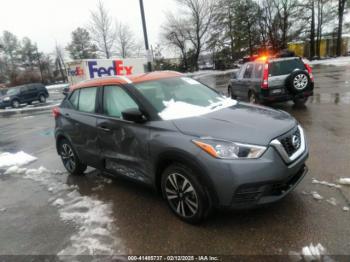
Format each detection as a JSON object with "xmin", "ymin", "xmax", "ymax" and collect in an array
[
  {"xmin": 192, "ymin": 138, "xmax": 267, "ymax": 159},
  {"xmin": 3, "ymin": 97, "xmax": 10, "ymax": 101}
]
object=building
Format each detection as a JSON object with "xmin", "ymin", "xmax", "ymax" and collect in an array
[{"xmin": 288, "ymin": 34, "xmax": 350, "ymax": 58}]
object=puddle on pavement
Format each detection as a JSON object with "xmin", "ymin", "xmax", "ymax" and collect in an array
[{"xmin": 309, "ymin": 92, "xmax": 350, "ymax": 105}]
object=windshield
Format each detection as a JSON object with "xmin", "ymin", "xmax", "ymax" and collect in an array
[
  {"xmin": 7, "ymin": 87, "xmax": 20, "ymax": 96},
  {"xmin": 269, "ymin": 59, "xmax": 306, "ymax": 76},
  {"xmin": 134, "ymin": 77, "xmax": 236, "ymax": 120}
]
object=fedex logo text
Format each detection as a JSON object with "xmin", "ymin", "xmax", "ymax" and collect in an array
[
  {"xmin": 68, "ymin": 67, "xmax": 84, "ymax": 77},
  {"xmin": 88, "ymin": 60, "xmax": 133, "ymax": 79}
]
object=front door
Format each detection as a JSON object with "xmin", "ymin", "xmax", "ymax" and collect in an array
[{"xmin": 96, "ymin": 85, "xmax": 151, "ymax": 184}]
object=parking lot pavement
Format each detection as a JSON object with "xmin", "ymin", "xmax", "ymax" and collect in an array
[{"xmin": 0, "ymin": 65, "xmax": 349, "ymax": 258}]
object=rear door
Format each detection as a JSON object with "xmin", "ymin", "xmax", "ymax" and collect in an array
[
  {"xmin": 96, "ymin": 85, "xmax": 151, "ymax": 184},
  {"xmin": 27, "ymin": 84, "xmax": 38, "ymax": 101},
  {"xmin": 231, "ymin": 64, "xmax": 246, "ymax": 98},
  {"xmin": 61, "ymin": 87, "xmax": 101, "ymax": 168},
  {"xmin": 20, "ymin": 86, "xmax": 31, "ymax": 102},
  {"xmin": 240, "ymin": 62, "xmax": 254, "ymax": 99}
]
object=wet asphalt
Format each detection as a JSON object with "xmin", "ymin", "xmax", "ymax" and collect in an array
[{"xmin": 0, "ymin": 65, "xmax": 349, "ymax": 257}]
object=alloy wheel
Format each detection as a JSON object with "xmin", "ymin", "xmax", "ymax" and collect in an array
[
  {"xmin": 13, "ymin": 100, "xmax": 20, "ymax": 108},
  {"xmin": 293, "ymin": 74, "xmax": 308, "ymax": 90},
  {"xmin": 60, "ymin": 143, "xmax": 76, "ymax": 172},
  {"xmin": 39, "ymin": 95, "xmax": 46, "ymax": 103},
  {"xmin": 165, "ymin": 173, "xmax": 199, "ymax": 218}
]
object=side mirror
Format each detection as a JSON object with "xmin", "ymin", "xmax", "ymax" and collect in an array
[
  {"xmin": 62, "ymin": 87, "xmax": 70, "ymax": 97},
  {"xmin": 122, "ymin": 108, "xmax": 147, "ymax": 123}
]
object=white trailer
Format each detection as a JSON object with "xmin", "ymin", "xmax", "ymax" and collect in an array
[{"xmin": 66, "ymin": 58, "xmax": 148, "ymax": 85}]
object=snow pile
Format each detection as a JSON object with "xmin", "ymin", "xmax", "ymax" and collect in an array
[
  {"xmin": 1, "ymin": 160, "xmax": 122, "ymax": 256},
  {"xmin": 326, "ymin": 197, "xmax": 337, "ymax": 206},
  {"xmin": 338, "ymin": 178, "xmax": 350, "ymax": 185},
  {"xmin": 309, "ymin": 56, "xmax": 350, "ymax": 67},
  {"xmin": 290, "ymin": 243, "xmax": 328, "ymax": 262},
  {"xmin": 302, "ymin": 243, "xmax": 326, "ymax": 261},
  {"xmin": 0, "ymin": 151, "xmax": 37, "ymax": 169},
  {"xmin": 312, "ymin": 178, "xmax": 341, "ymax": 189},
  {"xmin": 159, "ymin": 97, "xmax": 237, "ymax": 120},
  {"xmin": 311, "ymin": 191, "xmax": 323, "ymax": 200}
]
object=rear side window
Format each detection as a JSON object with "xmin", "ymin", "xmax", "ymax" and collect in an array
[
  {"xmin": 253, "ymin": 63, "xmax": 263, "ymax": 79},
  {"xmin": 69, "ymin": 90, "xmax": 79, "ymax": 109},
  {"xmin": 78, "ymin": 87, "xmax": 97, "ymax": 113},
  {"xmin": 243, "ymin": 64, "xmax": 253, "ymax": 79},
  {"xmin": 103, "ymin": 85, "xmax": 138, "ymax": 118},
  {"xmin": 269, "ymin": 59, "xmax": 305, "ymax": 76}
]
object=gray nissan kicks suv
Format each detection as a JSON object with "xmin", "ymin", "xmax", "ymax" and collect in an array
[
  {"xmin": 54, "ymin": 71, "xmax": 308, "ymax": 224},
  {"xmin": 228, "ymin": 57, "xmax": 314, "ymax": 106}
]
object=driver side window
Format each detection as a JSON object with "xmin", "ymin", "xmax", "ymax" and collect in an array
[{"xmin": 103, "ymin": 85, "xmax": 139, "ymax": 119}]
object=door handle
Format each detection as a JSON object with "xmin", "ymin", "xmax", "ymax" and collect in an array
[{"xmin": 98, "ymin": 126, "xmax": 111, "ymax": 132}]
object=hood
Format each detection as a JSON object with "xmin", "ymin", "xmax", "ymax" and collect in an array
[{"xmin": 172, "ymin": 102, "xmax": 297, "ymax": 145}]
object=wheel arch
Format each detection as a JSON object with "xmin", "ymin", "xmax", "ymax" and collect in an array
[{"xmin": 154, "ymin": 150, "xmax": 219, "ymax": 206}]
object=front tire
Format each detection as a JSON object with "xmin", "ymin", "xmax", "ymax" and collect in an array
[
  {"xmin": 58, "ymin": 139, "xmax": 87, "ymax": 176},
  {"xmin": 39, "ymin": 94, "xmax": 46, "ymax": 103},
  {"xmin": 161, "ymin": 163, "xmax": 210, "ymax": 224},
  {"xmin": 11, "ymin": 99, "xmax": 20, "ymax": 108}
]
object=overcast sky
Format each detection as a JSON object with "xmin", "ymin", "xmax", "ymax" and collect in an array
[{"xmin": 0, "ymin": 0, "xmax": 178, "ymax": 55}]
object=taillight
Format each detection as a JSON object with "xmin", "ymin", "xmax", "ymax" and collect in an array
[
  {"xmin": 261, "ymin": 63, "xmax": 269, "ymax": 89},
  {"xmin": 52, "ymin": 107, "xmax": 60, "ymax": 119},
  {"xmin": 304, "ymin": 63, "xmax": 314, "ymax": 82}
]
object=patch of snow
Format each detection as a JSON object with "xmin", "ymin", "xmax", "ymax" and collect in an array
[
  {"xmin": 159, "ymin": 97, "xmax": 237, "ymax": 120},
  {"xmin": 46, "ymin": 83, "xmax": 69, "ymax": 90},
  {"xmin": 343, "ymin": 207, "xmax": 349, "ymax": 212},
  {"xmin": 0, "ymin": 208, "xmax": 6, "ymax": 212},
  {"xmin": 16, "ymin": 163, "xmax": 122, "ymax": 256},
  {"xmin": 53, "ymin": 198, "xmax": 65, "ymax": 207},
  {"xmin": 0, "ymin": 103, "xmax": 60, "ymax": 113},
  {"xmin": 92, "ymin": 184, "xmax": 104, "ymax": 192},
  {"xmin": 309, "ymin": 56, "xmax": 350, "ymax": 67},
  {"xmin": 312, "ymin": 178, "xmax": 341, "ymax": 189},
  {"xmin": 0, "ymin": 151, "xmax": 37, "ymax": 169},
  {"xmin": 326, "ymin": 197, "xmax": 337, "ymax": 206},
  {"xmin": 301, "ymin": 243, "xmax": 326, "ymax": 261},
  {"xmin": 311, "ymin": 191, "xmax": 323, "ymax": 200},
  {"xmin": 338, "ymin": 178, "xmax": 350, "ymax": 185},
  {"xmin": 4, "ymin": 165, "xmax": 27, "ymax": 175}
]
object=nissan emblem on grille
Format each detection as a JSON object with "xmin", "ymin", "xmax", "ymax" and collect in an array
[{"xmin": 292, "ymin": 134, "xmax": 301, "ymax": 149}]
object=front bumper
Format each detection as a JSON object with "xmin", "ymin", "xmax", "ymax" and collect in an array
[
  {"xmin": 197, "ymin": 140, "xmax": 309, "ymax": 209},
  {"xmin": 0, "ymin": 100, "xmax": 10, "ymax": 108}
]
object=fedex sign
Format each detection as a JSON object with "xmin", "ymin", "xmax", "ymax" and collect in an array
[
  {"xmin": 67, "ymin": 67, "xmax": 84, "ymax": 77},
  {"xmin": 88, "ymin": 60, "xmax": 133, "ymax": 79}
]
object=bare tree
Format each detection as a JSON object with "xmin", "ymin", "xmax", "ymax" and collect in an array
[
  {"xmin": 176, "ymin": 0, "xmax": 215, "ymax": 70},
  {"xmin": 89, "ymin": 0, "xmax": 116, "ymax": 58},
  {"xmin": 115, "ymin": 22, "xmax": 135, "ymax": 58},
  {"xmin": 54, "ymin": 44, "xmax": 67, "ymax": 82},
  {"xmin": 162, "ymin": 14, "xmax": 189, "ymax": 70},
  {"xmin": 336, "ymin": 0, "xmax": 348, "ymax": 56}
]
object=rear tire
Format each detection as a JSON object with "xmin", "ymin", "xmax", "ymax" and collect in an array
[
  {"xmin": 58, "ymin": 139, "xmax": 87, "ymax": 176},
  {"xmin": 248, "ymin": 91, "xmax": 259, "ymax": 104},
  {"xmin": 161, "ymin": 163, "xmax": 211, "ymax": 224},
  {"xmin": 39, "ymin": 94, "xmax": 46, "ymax": 103},
  {"xmin": 293, "ymin": 97, "xmax": 308, "ymax": 107}
]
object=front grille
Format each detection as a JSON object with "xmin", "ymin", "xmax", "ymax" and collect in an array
[{"xmin": 279, "ymin": 128, "xmax": 301, "ymax": 156}]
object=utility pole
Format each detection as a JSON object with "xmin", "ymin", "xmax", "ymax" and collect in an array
[
  {"xmin": 35, "ymin": 47, "xmax": 44, "ymax": 83},
  {"xmin": 139, "ymin": 0, "xmax": 152, "ymax": 72}
]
